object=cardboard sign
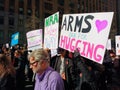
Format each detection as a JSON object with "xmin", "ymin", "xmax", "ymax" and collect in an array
[
  {"xmin": 59, "ymin": 12, "xmax": 114, "ymax": 64},
  {"xmin": 6, "ymin": 43, "xmax": 9, "ymax": 48},
  {"xmin": 115, "ymin": 35, "xmax": 120, "ymax": 55},
  {"xmin": 11, "ymin": 32, "xmax": 19, "ymax": 46},
  {"xmin": 44, "ymin": 12, "xmax": 59, "ymax": 51},
  {"xmin": 106, "ymin": 39, "xmax": 111, "ymax": 50},
  {"xmin": 26, "ymin": 29, "xmax": 42, "ymax": 51}
]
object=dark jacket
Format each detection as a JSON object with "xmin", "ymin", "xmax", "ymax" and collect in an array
[
  {"xmin": 54, "ymin": 56, "xmax": 74, "ymax": 90},
  {"xmin": 73, "ymin": 53, "xmax": 97, "ymax": 90},
  {"xmin": 0, "ymin": 74, "xmax": 16, "ymax": 90},
  {"xmin": 14, "ymin": 56, "xmax": 25, "ymax": 90}
]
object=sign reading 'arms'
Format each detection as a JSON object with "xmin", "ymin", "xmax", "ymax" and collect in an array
[{"xmin": 59, "ymin": 12, "xmax": 114, "ymax": 64}]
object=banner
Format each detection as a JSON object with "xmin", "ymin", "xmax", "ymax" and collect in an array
[
  {"xmin": 115, "ymin": 35, "xmax": 120, "ymax": 55},
  {"xmin": 44, "ymin": 12, "xmax": 59, "ymax": 49},
  {"xmin": 11, "ymin": 32, "xmax": 19, "ymax": 46},
  {"xmin": 26, "ymin": 29, "xmax": 42, "ymax": 51},
  {"xmin": 59, "ymin": 12, "xmax": 114, "ymax": 64}
]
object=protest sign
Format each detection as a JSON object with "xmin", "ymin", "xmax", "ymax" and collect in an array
[
  {"xmin": 59, "ymin": 12, "xmax": 114, "ymax": 64},
  {"xmin": 11, "ymin": 32, "xmax": 19, "ymax": 46},
  {"xmin": 115, "ymin": 35, "xmax": 120, "ymax": 55},
  {"xmin": 44, "ymin": 12, "xmax": 59, "ymax": 56},
  {"xmin": 26, "ymin": 29, "xmax": 42, "ymax": 51},
  {"xmin": 106, "ymin": 39, "xmax": 111, "ymax": 50}
]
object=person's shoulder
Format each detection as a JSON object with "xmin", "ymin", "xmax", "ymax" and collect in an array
[
  {"xmin": 51, "ymin": 54, "xmax": 61, "ymax": 59},
  {"xmin": 0, "ymin": 74, "xmax": 15, "ymax": 85},
  {"xmin": 46, "ymin": 70, "xmax": 64, "ymax": 90},
  {"xmin": 49, "ymin": 70, "xmax": 61, "ymax": 80},
  {"xmin": 5, "ymin": 74, "xmax": 15, "ymax": 81}
]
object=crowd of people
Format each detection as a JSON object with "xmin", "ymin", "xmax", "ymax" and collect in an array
[{"xmin": 0, "ymin": 44, "xmax": 120, "ymax": 90}]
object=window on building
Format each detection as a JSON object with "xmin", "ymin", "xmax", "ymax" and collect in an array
[
  {"xmin": 18, "ymin": 18, "xmax": 24, "ymax": 26},
  {"xmin": 0, "ymin": 0, "xmax": 4, "ymax": 3},
  {"xmin": 81, "ymin": 5, "xmax": 84, "ymax": 12},
  {"xmin": 35, "ymin": 10, "xmax": 39, "ymax": 17},
  {"xmin": 19, "ymin": 8, "xmax": 24, "ymax": 14},
  {"xmin": 35, "ymin": 0, "xmax": 39, "ymax": 9},
  {"xmin": 0, "ymin": 5, "xmax": 4, "ymax": 11},
  {"xmin": 27, "ymin": 8, "xmax": 32, "ymax": 16},
  {"xmin": 9, "ymin": 17, "xmax": 14, "ymax": 25},
  {"xmin": 85, "ymin": 7, "xmax": 88, "ymax": 12},
  {"xmin": 8, "ymin": 31, "xmax": 13, "ymax": 39},
  {"xmin": 19, "ymin": 0, "xmax": 24, "ymax": 1},
  {"xmin": 27, "ymin": 0, "xmax": 32, "ymax": 8},
  {"xmin": 9, "ymin": 0, "xmax": 15, "ymax": 13},
  {"xmin": 47, "ymin": 0, "xmax": 53, "ymax": 1},
  {"xmin": 77, "ymin": 4, "xmax": 80, "ymax": 9},
  {"xmin": 70, "ymin": 9, "xmax": 74, "ymax": 13},
  {"xmin": 19, "ymin": 0, "xmax": 24, "ymax": 14},
  {"xmin": 9, "ymin": 6, "xmax": 14, "ymax": 13},
  {"xmin": 18, "ymin": 31, "xmax": 24, "ymax": 44},
  {"xmin": 35, "ymin": 0, "xmax": 39, "ymax": 17},
  {"xmin": 0, "ymin": 0, "xmax": 4, "ymax": 11},
  {"xmin": 69, "ymin": 2, "xmax": 75, "ymax": 8},
  {"xmin": 44, "ymin": 2, "xmax": 53, "ymax": 10},
  {"xmin": 36, "ymin": 23, "xmax": 39, "ymax": 29},
  {"xmin": 27, "ymin": 0, "xmax": 32, "ymax": 16},
  {"xmin": 58, "ymin": 0, "xmax": 64, "ymax": 6},
  {"xmin": 0, "ymin": 31, "xmax": 4, "ymax": 42},
  {"xmin": 0, "ymin": 16, "xmax": 4, "ymax": 24}
]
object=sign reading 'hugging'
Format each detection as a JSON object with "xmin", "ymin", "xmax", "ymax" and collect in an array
[{"xmin": 59, "ymin": 12, "xmax": 114, "ymax": 64}]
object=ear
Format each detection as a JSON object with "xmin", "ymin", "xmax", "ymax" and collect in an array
[{"xmin": 40, "ymin": 61, "xmax": 45, "ymax": 66}]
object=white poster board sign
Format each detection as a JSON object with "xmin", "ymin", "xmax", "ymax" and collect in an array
[
  {"xmin": 106, "ymin": 39, "xmax": 111, "ymax": 50},
  {"xmin": 44, "ymin": 12, "xmax": 59, "ymax": 56},
  {"xmin": 26, "ymin": 29, "xmax": 42, "ymax": 51},
  {"xmin": 6, "ymin": 43, "xmax": 9, "ymax": 48},
  {"xmin": 115, "ymin": 35, "xmax": 120, "ymax": 55},
  {"xmin": 59, "ymin": 12, "xmax": 114, "ymax": 64},
  {"xmin": 51, "ymin": 49, "xmax": 57, "ymax": 57}
]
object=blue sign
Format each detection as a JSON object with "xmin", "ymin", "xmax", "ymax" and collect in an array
[{"xmin": 11, "ymin": 32, "xmax": 19, "ymax": 46}]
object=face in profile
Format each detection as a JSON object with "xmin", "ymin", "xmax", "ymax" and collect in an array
[
  {"xmin": 14, "ymin": 50, "xmax": 21, "ymax": 58},
  {"xmin": 29, "ymin": 57, "xmax": 43, "ymax": 74}
]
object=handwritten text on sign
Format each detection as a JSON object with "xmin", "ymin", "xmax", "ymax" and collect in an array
[
  {"xmin": 59, "ymin": 12, "xmax": 114, "ymax": 64},
  {"xmin": 26, "ymin": 29, "xmax": 42, "ymax": 50},
  {"xmin": 44, "ymin": 12, "xmax": 59, "ymax": 49}
]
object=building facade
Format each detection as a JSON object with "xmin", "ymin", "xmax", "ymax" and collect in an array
[
  {"xmin": 116, "ymin": 0, "xmax": 120, "ymax": 35},
  {"xmin": 0, "ymin": 0, "xmax": 117, "ymax": 46}
]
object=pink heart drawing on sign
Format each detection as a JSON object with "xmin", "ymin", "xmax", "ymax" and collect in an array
[{"xmin": 95, "ymin": 20, "xmax": 108, "ymax": 33}]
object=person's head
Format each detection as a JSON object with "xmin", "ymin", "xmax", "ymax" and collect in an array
[
  {"xmin": 14, "ymin": 50, "xmax": 22, "ymax": 58},
  {"xmin": 108, "ymin": 50, "xmax": 116, "ymax": 59},
  {"xmin": 74, "ymin": 48, "xmax": 80, "ymax": 58},
  {"xmin": 0, "ymin": 54, "xmax": 15, "ymax": 78},
  {"xmin": 68, "ymin": 51, "xmax": 74, "ymax": 59},
  {"xmin": 58, "ymin": 48, "xmax": 67, "ymax": 57},
  {"xmin": 28, "ymin": 48, "xmax": 50, "ymax": 74}
]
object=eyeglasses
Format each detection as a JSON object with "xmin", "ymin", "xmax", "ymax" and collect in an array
[{"xmin": 29, "ymin": 61, "xmax": 38, "ymax": 66}]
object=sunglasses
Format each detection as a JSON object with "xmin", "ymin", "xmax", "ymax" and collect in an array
[{"xmin": 29, "ymin": 61, "xmax": 38, "ymax": 66}]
